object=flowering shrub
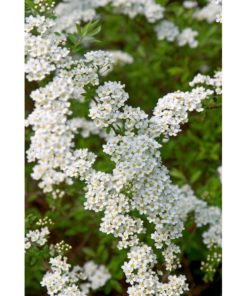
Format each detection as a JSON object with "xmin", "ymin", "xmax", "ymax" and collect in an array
[{"xmin": 25, "ymin": 0, "xmax": 222, "ymax": 295}]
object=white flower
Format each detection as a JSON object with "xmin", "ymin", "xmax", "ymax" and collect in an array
[
  {"xmin": 183, "ymin": 1, "xmax": 198, "ymax": 9},
  {"xmin": 155, "ymin": 21, "xmax": 179, "ymax": 42},
  {"xmin": 25, "ymin": 226, "xmax": 50, "ymax": 249},
  {"xmin": 194, "ymin": 0, "xmax": 222, "ymax": 23},
  {"xmin": 177, "ymin": 28, "xmax": 198, "ymax": 48}
]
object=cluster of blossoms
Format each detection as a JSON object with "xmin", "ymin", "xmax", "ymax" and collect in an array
[
  {"xmin": 26, "ymin": 6, "xmax": 222, "ymax": 294},
  {"xmin": 190, "ymin": 71, "xmax": 222, "ymax": 95},
  {"xmin": 68, "ymin": 117, "xmax": 112, "ymax": 139},
  {"xmin": 89, "ymin": 81, "xmax": 129, "ymax": 127},
  {"xmin": 25, "ymin": 216, "xmax": 111, "ymax": 295},
  {"xmin": 81, "ymin": 73, "xmax": 221, "ymax": 294},
  {"xmin": 154, "ymin": 21, "xmax": 198, "ymax": 48},
  {"xmin": 25, "ymin": 15, "xmax": 68, "ymax": 81},
  {"xmin": 25, "ymin": 217, "xmax": 54, "ymax": 250},
  {"xmin": 175, "ymin": 185, "xmax": 222, "ymax": 248},
  {"xmin": 152, "ymin": 87, "xmax": 213, "ymax": 139},
  {"xmin": 183, "ymin": 0, "xmax": 222, "ymax": 23},
  {"xmin": 194, "ymin": 0, "xmax": 222, "ymax": 23},
  {"xmin": 183, "ymin": 1, "xmax": 198, "ymax": 9},
  {"xmin": 25, "ymin": 16, "xmax": 115, "ymax": 192},
  {"xmin": 25, "ymin": 16, "xmax": 134, "ymax": 193},
  {"xmin": 25, "ymin": 226, "xmax": 50, "ymax": 250},
  {"xmin": 123, "ymin": 244, "xmax": 188, "ymax": 295},
  {"xmin": 41, "ymin": 256, "xmax": 111, "ymax": 296},
  {"xmin": 106, "ymin": 50, "xmax": 134, "ymax": 66}
]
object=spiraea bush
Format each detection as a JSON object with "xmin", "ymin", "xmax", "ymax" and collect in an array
[{"xmin": 25, "ymin": 0, "xmax": 222, "ymax": 295}]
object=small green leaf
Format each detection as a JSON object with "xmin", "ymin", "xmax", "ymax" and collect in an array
[
  {"xmin": 110, "ymin": 279, "xmax": 122, "ymax": 293},
  {"xmin": 83, "ymin": 247, "xmax": 96, "ymax": 258}
]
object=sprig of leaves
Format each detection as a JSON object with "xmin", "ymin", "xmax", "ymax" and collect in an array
[{"xmin": 66, "ymin": 21, "xmax": 102, "ymax": 54}]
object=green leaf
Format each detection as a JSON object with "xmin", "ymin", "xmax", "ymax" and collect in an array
[
  {"xmin": 110, "ymin": 279, "xmax": 122, "ymax": 293},
  {"xmin": 190, "ymin": 170, "xmax": 202, "ymax": 184},
  {"xmin": 83, "ymin": 247, "xmax": 96, "ymax": 258},
  {"xmin": 170, "ymin": 168, "xmax": 186, "ymax": 181}
]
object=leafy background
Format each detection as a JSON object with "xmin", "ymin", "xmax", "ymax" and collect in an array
[{"xmin": 25, "ymin": 0, "xmax": 222, "ymax": 295}]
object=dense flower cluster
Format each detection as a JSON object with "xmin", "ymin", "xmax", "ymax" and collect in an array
[
  {"xmin": 25, "ymin": 217, "xmax": 54, "ymax": 250},
  {"xmin": 25, "ymin": 15, "xmax": 68, "ymax": 81},
  {"xmin": 107, "ymin": 50, "xmax": 134, "ymax": 66},
  {"xmin": 152, "ymin": 87, "xmax": 213, "ymax": 139},
  {"xmin": 25, "ymin": 226, "xmax": 50, "ymax": 250},
  {"xmin": 175, "ymin": 185, "xmax": 222, "ymax": 248},
  {"xmin": 123, "ymin": 244, "xmax": 188, "ymax": 295},
  {"xmin": 190, "ymin": 71, "xmax": 222, "ymax": 95},
  {"xmin": 26, "ymin": 7, "xmax": 222, "ymax": 295},
  {"xmin": 25, "ymin": 17, "xmax": 117, "ymax": 192},
  {"xmin": 183, "ymin": 1, "xmax": 198, "ymax": 9},
  {"xmin": 41, "ymin": 256, "xmax": 111, "ymax": 296},
  {"xmin": 89, "ymin": 81, "xmax": 129, "ymax": 127},
  {"xmin": 194, "ymin": 0, "xmax": 222, "ymax": 23}
]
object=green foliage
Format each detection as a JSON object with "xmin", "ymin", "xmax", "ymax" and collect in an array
[{"xmin": 66, "ymin": 21, "xmax": 102, "ymax": 54}]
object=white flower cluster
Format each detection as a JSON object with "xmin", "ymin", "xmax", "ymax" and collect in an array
[
  {"xmin": 81, "ymin": 75, "xmax": 221, "ymax": 293},
  {"xmin": 154, "ymin": 21, "xmax": 179, "ymax": 42},
  {"xmin": 155, "ymin": 21, "xmax": 198, "ymax": 48},
  {"xmin": 175, "ymin": 185, "xmax": 222, "ymax": 248},
  {"xmin": 26, "ymin": 17, "xmax": 116, "ymax": 193},
  {"xmin": 123, "ymin": 244, "xmax": 189, "ymax": 295},
  {"xmin": 41, "ymin": 256, "xmax": 111, "ymax": 296},
  {"xmin": 83, "ymin": 71, "xmax": 221, "ymax": 293},
  {"xmin": 193, "ymin": 0, "xmax": 222, "ymax": 23},
  {"xmin": 25, "ymin": 226, "xmax": 50, "ymax": 250},
  {"xmin": 25, "ymin": 76, "xmax": 96, "ymax": 192},
  {"xmin": 25, "ymin": 15, "xmax": 69, "ymax": 81},
  {"xmin": 68, "ymin": 117, "xmax": 111, "ymax": 139},
  {"xmin": 152, "ymin": 87, "xmax": 213, "ymax": 139},
  {"xmin": 54, "ymin": 0, "xmax": 98, "ymax": 33},
  {"xmin": 183, "ymin": 1, "xmax": 198, "ymax": 9},
  {"xmin": 110, "ymin": 0, "xmax": 165, "ymax": 23},
  {"xmin": 83, "ymin": 261, "xmax": 111, "ymax": 290},
  {"xmin": 25, "ymin": 217, "xmax": 53, "ymax": 250},
  {"xmin": 89, "ymin": 81, "xmax": 129, "ymax": 127},
  {"xmin": 189, "ymin": 71, "xmax": 222, "ymax": 95},
  {"xmin": 177, "ymin": 28, "xmax": 198, "ymax": 48},
  {"xmin": 107, "ymin": 50, "xmax": 134, "ymax": 66}
]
